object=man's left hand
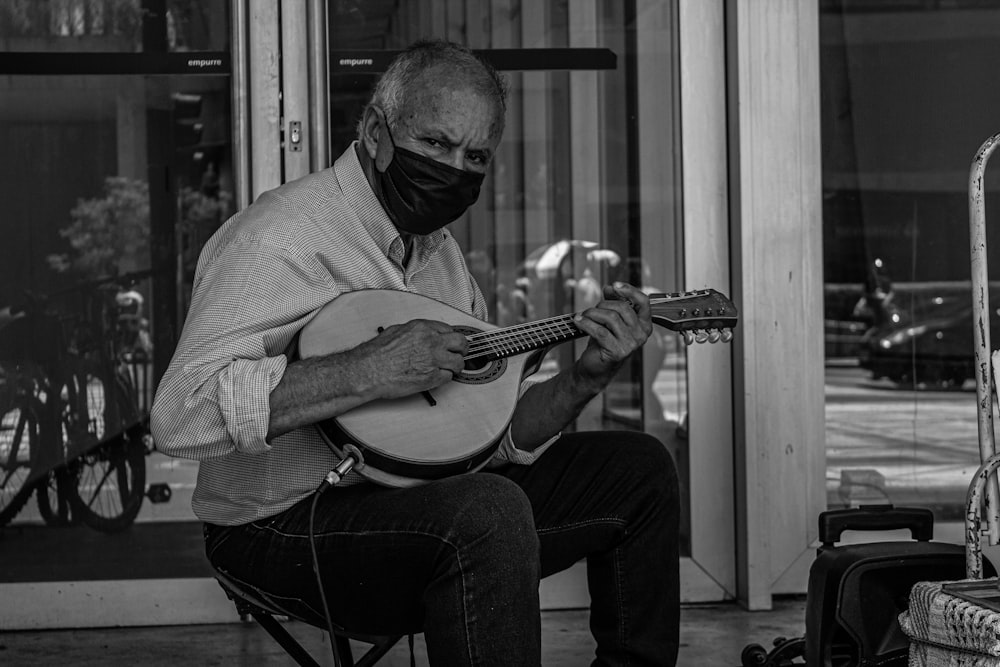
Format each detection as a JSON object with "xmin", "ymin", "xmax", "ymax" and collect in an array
[{"xmin": 572, "ymin": 282, "xmax": 653, "ymax": 390}]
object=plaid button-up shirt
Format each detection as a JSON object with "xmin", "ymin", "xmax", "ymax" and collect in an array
[{"xmin": 151, "ymin": 144, "xmax": 554, "ymax": 525}]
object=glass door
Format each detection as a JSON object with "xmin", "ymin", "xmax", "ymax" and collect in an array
[{"xmin": 0, "ymin": 0, "xmax": 235, "ymax": 628}]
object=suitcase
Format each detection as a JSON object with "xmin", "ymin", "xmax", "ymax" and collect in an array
[{"xmin": 741, "ymin": 504, "xmax": 970, "ymax": 667}]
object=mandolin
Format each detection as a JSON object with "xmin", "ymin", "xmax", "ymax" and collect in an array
[{"xmin": 297, "ymin": 288, "xmax": 737, "ymax": 487}]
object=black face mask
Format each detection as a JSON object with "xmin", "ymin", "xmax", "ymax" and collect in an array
[{"xmin": 365, "ymin": 130, "xmax": 485, "ymax": 236}]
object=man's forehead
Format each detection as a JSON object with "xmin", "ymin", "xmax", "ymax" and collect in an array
[
  {"xmin": 406, "ymin": 72, "xmax": 485, "ymax": 107},
  {"xmin": 398, "ymin": 81, "xmax": 502, "ymax": 143}
]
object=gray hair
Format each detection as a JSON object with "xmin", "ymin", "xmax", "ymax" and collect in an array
[{"xmin": 356, "ymin": 39, "xmax": 509, "ymax": 140}]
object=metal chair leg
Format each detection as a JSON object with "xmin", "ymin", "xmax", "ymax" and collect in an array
[
  {"xmin": 216, "ymin": 573, "xmax": 401, "ymax": 666},
  {"xmin": 250, "ymin": 610, "xmax": 325, "ymax": 667}
]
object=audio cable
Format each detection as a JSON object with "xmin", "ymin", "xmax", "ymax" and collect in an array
[{"xmin": 309, "ymin": 451, "xmax": 359, "ymax": 667}]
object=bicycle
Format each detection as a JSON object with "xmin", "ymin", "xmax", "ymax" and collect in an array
[
  {"xmin": 58, "ymin": 278, "xmax": 151, "ymax": 533},
  {"xmin": 0, "ymin": 276, "xmax": 152, "ymax": 533}
]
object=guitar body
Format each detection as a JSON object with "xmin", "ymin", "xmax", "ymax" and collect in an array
[{"xmin": 297, "ymin": 290, "xmax": 534, "ymax": 487}]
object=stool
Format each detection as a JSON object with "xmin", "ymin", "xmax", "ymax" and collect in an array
[{"xmin": 214, "ymin": 569, "xmax": 404, "ymax": 667}]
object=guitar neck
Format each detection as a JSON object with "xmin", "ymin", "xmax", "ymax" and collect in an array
[
  {"xmin": 464, "ymin": 314, "xmax": 582, "ymax": 365},
  {"xmin": 462, "ymin": 289, "xmax": 737, "ymax": 365}
]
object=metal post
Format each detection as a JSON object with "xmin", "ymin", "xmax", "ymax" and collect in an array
[
  {"xmin": 969, "ymin": 132, "xmax": 1000, "ymax": 549},
  {"xmin": 230, "ymin": 0, "xmax": 251, "ymax": 210},
  {"xmin": 307, "ymin": 0, "xmax": 330, "ymax": 171}
]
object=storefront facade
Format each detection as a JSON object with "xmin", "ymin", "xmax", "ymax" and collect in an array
[{"xmin": 3, "ymin": 0, "xmax": 990, "ymax": 629}]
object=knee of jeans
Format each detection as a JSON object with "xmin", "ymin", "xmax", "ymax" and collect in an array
[
  {"xmin": 628, "ymin": 433, "xmax": 680, "ymax": 505},
  {"xmin": 446, "ymin": 475, "xmax": 539, "ymax": 562}
]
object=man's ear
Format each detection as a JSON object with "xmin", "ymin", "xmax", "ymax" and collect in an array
[{"xmin": 360, "ymin": 106, "xmax": 394, "ymax": 173}]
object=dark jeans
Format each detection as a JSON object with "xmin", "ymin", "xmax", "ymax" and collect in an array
[{"xmin": 204, "ymin": 431, "xmax": 679, "ymax": 666}]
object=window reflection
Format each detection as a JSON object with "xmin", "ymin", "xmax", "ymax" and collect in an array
[
  {"xmin": 821, "ymin": 0, "xmax": 1000, "ymax": 524},
  {"xmin": 0, "ymin": 2, "xmax": 233, "ymax": 584},
  {"xmin": 0, "ymin": 72, "xmax": 233, "ymax": 537},
  {"xmin": 0, "ymin": 0, "xmax": 228, "ymax": 52},
  {"xmin": 0, "ymin": 0, "xmax": 693, "ymax": 589}
]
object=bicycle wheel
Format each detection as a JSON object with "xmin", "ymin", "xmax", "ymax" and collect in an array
[
  {"xmin": 59, "ymin": 365, "xmax": 102, "ymax": 452},
  {"xmin": 36, "ymin": 466, "xmax": 76, "ymax": 526},
  {"xmin": 0, "ymin": 394, "xmax": 41, "ymax": 527},
  {"xmin": 65, "ymin": 373, "xmax": 146, "ymax": 533}
]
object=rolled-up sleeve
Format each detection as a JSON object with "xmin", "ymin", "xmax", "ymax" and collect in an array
[
  {"xmin": 217, "ymin": 355, "xmax": 288, "ymax": 454},
  {"xmin": 492, "ymin": 427, "xmax": 560, "ymax": 465},
  {"xmin": 150, "ymin": 220, "xmax": 335, "ymax": 462}
]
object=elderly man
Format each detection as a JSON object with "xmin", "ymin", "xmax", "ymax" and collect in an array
[{"xmin": 152, "ymin": 39, "xmax": 679, "ymax": 666}]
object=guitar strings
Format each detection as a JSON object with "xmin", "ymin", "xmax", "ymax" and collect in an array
[
  {"xmin": 461, "ymin": 297, "xmax": 683, "ymax": 362},
  {"xmin": 464, "ymin": 313, "xmax": 576, "ymax": 345},
  {"xmin": 463, "ymin": 296, "xmax": 680, "ymax": 347},
  {"xmin": 463, "ymin": 314, "xmax": 579, "ymax": 362}
]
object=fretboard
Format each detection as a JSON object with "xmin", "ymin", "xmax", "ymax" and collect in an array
[{"xmin": 463, "ymin": 314, "xmax": 583, "ymax": 364}]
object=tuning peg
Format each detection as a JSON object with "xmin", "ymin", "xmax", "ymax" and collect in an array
[
  {"xmin": 694, "ymin": 331, "xmax": 709, "ymax": 344},
  {"xmin": 721, "ymin": 329, "xmax": 733, "ymax": 343},
  {"xmin": 682, "ymin": 331, "xmax": 695, "ymax": 346},
  {"xmin": 707, "ymin": 330, "xmax": 721, "ymax": 344}
]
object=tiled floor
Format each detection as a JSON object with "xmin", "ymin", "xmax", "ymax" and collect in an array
[{"xmin": 0, "ymin": 597, "xmax": 807, "ymax": 666}]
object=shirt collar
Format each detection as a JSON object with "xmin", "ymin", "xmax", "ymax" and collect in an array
[{"xmin": 334, "ymin": 142, "xmax": 448, "ymax": 259}]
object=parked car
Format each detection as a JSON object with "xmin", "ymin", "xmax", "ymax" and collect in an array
[{"xmin": 857, "ymin": 284, "xmax": 1000, "ymax": 386}]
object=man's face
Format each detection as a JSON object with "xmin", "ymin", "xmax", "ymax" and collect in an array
[{"xmin": 380, "ymin": 69, "xmax": 502, "ymax": 176}]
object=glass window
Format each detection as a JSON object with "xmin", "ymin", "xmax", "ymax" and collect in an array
[
  {"xmin": 0, "ymin": 1, "xmax": 696, "ymax": 598},
  {"xmin": 0, "ymin": 1, "xmax": 231, "ymax": 582},
  {"xmin": 0, "ymin": 0, "xmax": 228, "ymax": 52},
  {"xmin": 329, "ymin": 1, "xmax": 692, "ymax": 551},
  {"xmin": 821, "ymin": 0, "xmax": 1000, "ymax": 531}
]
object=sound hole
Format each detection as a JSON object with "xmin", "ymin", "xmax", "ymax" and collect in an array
[
  {"xmin": 464, "ymin": 355, "xmax": 490, "ymax": 372},
  {"xmin": 454, "ymin": 325, "xmax": 506, "ymax": 385}
]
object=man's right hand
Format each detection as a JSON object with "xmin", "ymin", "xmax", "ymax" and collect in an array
[
  {"xmin": 267, "ymin": 319, "xmax": 467, "ymax": 440},
  {"xmin": 359, "ymin": 319, "xmax": 468, "ymax": 400}
]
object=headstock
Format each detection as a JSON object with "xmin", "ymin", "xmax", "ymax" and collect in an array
[{"xmin": 648, "ymin": 288, "xmax": 738, "ymax": 344}]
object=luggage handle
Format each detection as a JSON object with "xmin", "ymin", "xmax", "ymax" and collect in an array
[{"xmin": 819, "ymin": 505, "xmax": 933, "ymax": 546}]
